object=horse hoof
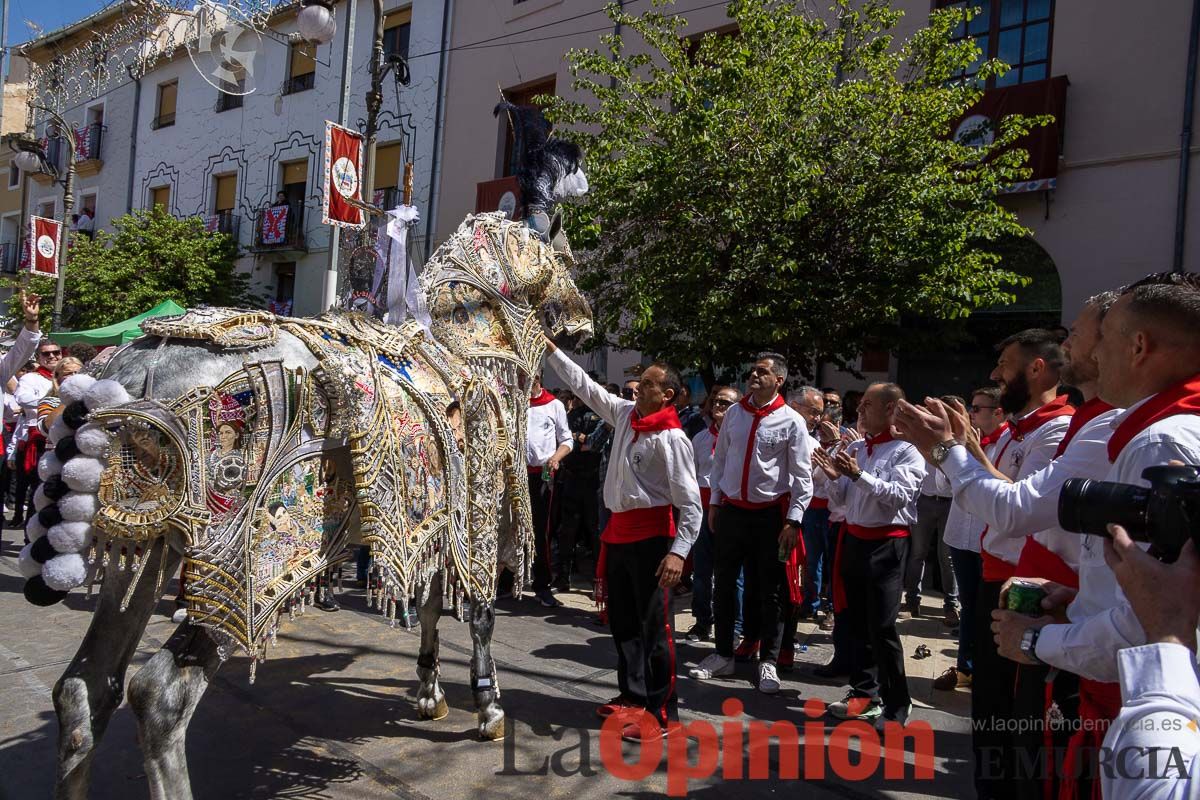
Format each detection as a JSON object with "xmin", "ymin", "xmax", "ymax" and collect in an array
[
  {"xmin": 478, "ymin": 709, "xmax": 505, "ymax": 741},
  {"xmin": 418, "ymin": 696, "xmax": 449, "ymax": 721}
]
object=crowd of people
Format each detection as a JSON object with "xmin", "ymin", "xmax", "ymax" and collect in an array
[{"xmin": 528, "ymin": 270, "xmax": 1200, "ymax": 799}]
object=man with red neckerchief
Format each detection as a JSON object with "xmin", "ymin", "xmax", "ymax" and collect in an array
[
  {"xmin": 689, "ymin": 352, "xmax": 813, "ymax": 696},
  {"xmin": 525, "ymin": 372, "xmax": 574, "ymax": 608},
  {"xmin": 812, "ymin": 382, "xmax": 925, "ymax": 728},
  {"xmin": 992, "ymin": 273, "xmax": 1200, "ymax": 800},
  {"xmin": 543, "ymin": 339, "xmax": 701, "ymax": 743},
  {"xmin": 897, "ymin": 296, "xmax": 1122, "ymax": 799}
]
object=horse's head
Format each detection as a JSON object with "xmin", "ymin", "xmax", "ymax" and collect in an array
[{"xmin": 536, "ymin": 211, "xmax": 593, "ymax": 352}]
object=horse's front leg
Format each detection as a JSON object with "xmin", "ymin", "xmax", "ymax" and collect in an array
[
  {"xmin": 127, "ymin": 621, "xmax": 224, "ymax": 800},
  {"xmin": 469, "ymin": 599, "xmax": 505, "ymax": 740},
  {"xmin": 415, "ymin": 573, "xmax": 448, "ymax": 720},
  {"xmin": 54, "ymin": 538, "xmax": 182, "ymax": 800}
]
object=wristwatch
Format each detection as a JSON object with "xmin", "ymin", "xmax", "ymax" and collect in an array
[
  {"xmin": 785, "ymin": 518, "xmax": 802, "ymax": 530},
  {"xmin": 1019, "ymin": 628, "xmax": 1045, "ymax": 665},
  {"xmin": 929, "ymin": 438, "xmax": 963, "ymax": 466}
]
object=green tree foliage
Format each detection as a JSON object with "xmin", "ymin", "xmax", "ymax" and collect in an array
[
  {"xmin": 546, "ymin": 0, "xmax": 1050, "ymax": 382},
  {"xmin": 9, "ymin": 205, "xmax": 256, "ymax": 331}
]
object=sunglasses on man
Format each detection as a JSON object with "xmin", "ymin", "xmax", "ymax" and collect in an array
[
  {"xmin": 711, "ymin": 398, "xmax": 734, "ymax": 408},
  {"xmin": 39, "ymin": 349, "xmax": 61, "ymax": 358}
]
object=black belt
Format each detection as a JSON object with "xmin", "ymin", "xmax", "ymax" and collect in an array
[{"xmin": 921, "ymin": 493, "xmax": 952, "ymax": 502}]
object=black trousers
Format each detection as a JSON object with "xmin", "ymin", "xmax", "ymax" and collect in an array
[
  {"xmin": 973, "ymin": 579, "xmax": 1043, "ymax": 800},
  {"xmin": 557, "ymin": 468, "xmax": 598, "ymax": 579},
  {"xmin": 840, "ymin": 534, "xmax": 911, "ymax": 713},
  {"xmin": 13, "ymin": 437, "xmax": 42, "ymax": 528},
  {"xmin": 605, "ymin": 536, "xmax": 678, "ymax": 726},
  {"xmin": 529, "ymin": 472, "xmax": 555, "ymax": 591},
  {"xmin": 713, "ymin": 505, "xmax": 788, "ymax": 663}
]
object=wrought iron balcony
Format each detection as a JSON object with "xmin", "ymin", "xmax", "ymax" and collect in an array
[{"xmin": 251, "ymin": 204, "xmax": 306, "ymax": 253}]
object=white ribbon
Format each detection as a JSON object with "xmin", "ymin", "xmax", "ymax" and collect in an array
[{"xmin": 379, "ymin": 204, "xmax": 430, "ymax": 330}]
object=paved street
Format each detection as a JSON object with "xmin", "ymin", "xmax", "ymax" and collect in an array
[{"xmin": 0, "ymin": 527, "xmax": 973, "ymax": 799}]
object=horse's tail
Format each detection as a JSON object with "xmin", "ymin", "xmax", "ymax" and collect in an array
[{"xmin": 18, "ymin": 375, "xmax": 134, "ymax": 606}]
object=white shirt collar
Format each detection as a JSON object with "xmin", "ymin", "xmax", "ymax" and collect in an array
[{"xmin": 1110, "ymin": 394, "xmax": 1155, "ymax": 430}]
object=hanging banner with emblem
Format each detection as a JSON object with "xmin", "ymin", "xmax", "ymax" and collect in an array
[
  {"xmin": 29, "ymin": 216, "xmax": 62, "ymax": 278},
  {"xmin": 322, "ymin": 121, "xmax": 366, "ymax": 229}
]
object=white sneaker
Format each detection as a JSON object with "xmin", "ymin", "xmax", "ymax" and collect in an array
[
  {"xmin": 875, "ymin": 703, "xmax": 913, "ymax": 731},
  {"xmin": 688, "ymin": 653, "xmax": 734, "ymax": 680},
  {"xmin": 171, "ymin": 607, "xmax": 188, "ymax": 624},
  {"xmin": 758, "ymin": 661, "xmax": 780, "ymax": 694}
]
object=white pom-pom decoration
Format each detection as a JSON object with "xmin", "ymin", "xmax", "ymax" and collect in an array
[
  {"xmin": 48, "ymin": 521, "xmax": 91, "ymax": 554},
  {"xmin": 42, "ymin": 553, "xmax": 87, "ymax": 591},
  {"xmin": 62, "ymin": 456, "xmax": 106, "ymax": 493},
  {"xmin": 59, "ymin": 492, "xmax": 100, "ymax": 522},
  {"xmin": 58, "ymin": 374, "xmax": 97, "ymax": 405},
  {"xmin": 26, "ymin": 516, "xmax": 47, "ymax": 541},
  {"xmin": 83, "ymin": 380, "xmax": 131, "ymax": 412},
  {"xmin": 73, "ymin": 424, "xmax": 110, "ymax": 459},
  {"xmin": 33, "ymin": 484, "xmax": 51, "ymax": 511},
  {"xmin": 18, "ymin": 543, "xmax": 42, "ymax": 578},
  {"xmin": 48, "ymin": 416, "xmax": 71, "ymax": 446},
  {"xmin": 38, "ymin": 451, "xmax": 62, "ymax": 481}
]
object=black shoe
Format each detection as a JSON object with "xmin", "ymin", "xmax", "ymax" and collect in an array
[
  {"xmin": 315, "ymin": 595, "xmax": 340, "ymax": 612},
  {"xmin": 810, "ymin": 662, "xmax": 850, "ymax": 680},
  {"xmin": 535, "ymin": 589, "xmax": 563, "ymax": 608},
  {"xmin": 905, "ymin": 598, "xmax": 921, "ymax": 618},
  {"xmin": 552, "ymin": 577, "xmax": 570, "ymax": 593},
  {"xmin": 685, "ymin": 623, "xmax": 712, "ymax": 642}
]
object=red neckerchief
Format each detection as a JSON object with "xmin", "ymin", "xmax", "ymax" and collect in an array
[
  {"xmin": 736, "ymin": 393, "xmax": 786, "ymax": 499},
  {"xmin": 1054, "ymin": 396, "xmax": 1115, "ymax": 458},
  {"xmin": 629, "ymin": 404, "xmax": 682, "ymax": 442},
  {"xmin": 707, "ymin": 423, "xmax": 718, "ymax": 455},
  {"xmin": 865, "ymin": 432, "xmax": 894, "ymax": 456},
  {"xmin": 979, "ymin": 421, "xmax": 1011, "ymax": 449},
  {"xmin": 529, "ymin": 389, "xmax": 555, "ymax": 407},
  {"xmin": 1012, "ymin": 395, "xmax": 1075, "ymax": 441},
  {"xmin": 35, "ymin": 366, "xmax": 53, "ymax": 380},
  {"xmin": 1107, "ymin": 374, "xmax": 1200, "ymax": 462}
]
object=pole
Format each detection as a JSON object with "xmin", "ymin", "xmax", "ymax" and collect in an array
[
  {"xmin": 362, "ymin": 0, "xmax": 384, "ymax": 199},
  {"xmin": 1172, "ymin": 0, "xmax": 1200, "ymax": 272},
  {"xmin": 43, "ymin": 109, "xmax": 75, "ymax": 331},
  {"xmin": 321, "ymin": 0, "xmax": 357, "ymax": 310}
]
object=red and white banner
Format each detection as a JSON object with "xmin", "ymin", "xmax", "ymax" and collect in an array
[
  {"xmin": 261, "ymin": 206, "xmax": 288, "ymax": 245},
  {"xmin": 29, "ymin": 216, "xmax": 62, "ymax": 278},
  {"xmin": 322, "ymin": 121, "xmax": 365, "ymax": 229}
]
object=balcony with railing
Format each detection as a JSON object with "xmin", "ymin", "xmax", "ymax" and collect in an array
[
  {"xmin": 204, "ymin": 210, "xmax": 241, "ymax": 240},
  {"xmin": 251, "ymin": 204, "xmax": 306, "ymax": 253},
  {"xmin": 75, "ymin": 123, "xmax": 105, "ymax": 176},
  {"xmin": 0, "ymin": 242, "xmax": 18, "ymax": 275}
]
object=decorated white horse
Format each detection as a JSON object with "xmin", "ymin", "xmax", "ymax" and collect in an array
[{"xmin": 17, "ymin": 209, "xmax": 592, "ymax": 800}]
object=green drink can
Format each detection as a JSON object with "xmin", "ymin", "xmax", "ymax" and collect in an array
[{"xmin": 1006, "ymin": 580, "xmax": 1046, "ymax": 616}]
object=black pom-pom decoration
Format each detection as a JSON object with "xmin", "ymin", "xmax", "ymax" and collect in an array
[
  {"xmin": 24, "ymin": 576, "xmax": 68, "ymax": 606},
  {"xmin": 62, "ymin": 401, "xmax": 89, "ymax": 430},
  {"xmin": 31, "ymin": 535, "xmax": 56, "ymax": 563},
  {"xmin": 37, "ymin": 505, "xmax": 63, "ymax": 528},
  {"xmin": 55, "ymin": 437, "xmax": 79, "ymax": 463},
  {"xmin": 42, "ymin": 475, "xmax": 70, "ymax": 501}
]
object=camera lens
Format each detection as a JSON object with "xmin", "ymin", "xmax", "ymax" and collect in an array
[{"xmin": 1058, "ymin": 478, "xmax": 1152, "ymax": 539}]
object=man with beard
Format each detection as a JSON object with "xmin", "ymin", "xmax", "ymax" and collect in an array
[
  {"xmin": 897, "ymin": 318, "xmax": 1108, "ymax": 799},
  {"xmin": 685, "ymin": 384, "xmax": 741, "ymax": 643}
]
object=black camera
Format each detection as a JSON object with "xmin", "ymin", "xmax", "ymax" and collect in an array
[{"xmin": 1058, "ymin": 465, "xmax": 1200, "ymax": 562}]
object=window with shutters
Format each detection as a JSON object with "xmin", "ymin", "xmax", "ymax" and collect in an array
[
  {"xmin": 373, "ymin": 142, "xmax": 403, "ymax": 208},
  {"xmin": 286, "ymin": 43, "xmax": 316, "ymax": 94},
  {"xmin": 153, "ymin": 80, "xmax": 177, "ymax": 129},
  {"xmin": 383, "ymin": 8, "xmax": 411, "ymax": 61},
  {"xmin": 214, "ymin": 174, "xmax": 237, "ymax": 213},
  {"xmin": 150, "ymin": 186, "xmax": 170, "ymax": 211}
]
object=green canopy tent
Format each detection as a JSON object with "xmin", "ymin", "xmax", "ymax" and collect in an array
[{"xmin": 53, "ymin": 299, "xmax": 188, "ymax": 346}]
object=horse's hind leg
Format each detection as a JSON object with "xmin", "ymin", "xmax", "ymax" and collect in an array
[
  {"xmin": 126, "ymin": 621, "xmax": 223, "ymax": 800},
  {"xmin": 416, "ymin": 572, "xmax": 448, "ymax": 720},
  {"xmin": 470, "ymin": 599, "xmax": 505, "ymax": 741},
  {"xmin": 54, "ymin": 538, "xmax": 182, "ymax": 800}
]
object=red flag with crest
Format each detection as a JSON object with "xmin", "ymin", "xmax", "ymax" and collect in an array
[
  {"xmin": 29, "ymin": 216, "xmax": 62, "ymax": 278},
  {"xmin": 323, "ymin": 121, "xmax": 365, "ymax": 229}
]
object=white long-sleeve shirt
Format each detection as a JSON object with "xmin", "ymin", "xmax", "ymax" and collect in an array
[
  {"xmin": 526, "ymin": 394, "xmax": 572, "ymax": 468},
  {"xmin": 977, "ymin": 407, "xmax": 1072, "ymax": 567},
  {"xmin": 0, "ymin": 326, "xmax": 40, "ymax": 386},
  {"xmin": 942, "ymin": 407, "xmax": 1122, "ymax": 571},
  {"xmin": 546, "ymin": 349, "xmax": 701, "ymax": 557},
  {"xmin": 1035, "ymin": 403, "xmax": 1200, "ymax": 682},
  {"xmin": 943, "ymin": 427, "xmax": 1011, "ymax": 552},
  {"xmin": 709, "ymin": 397, "xmax": 813, "ymax": 522},
  {"xmin": 1101, "ymin": 643, "xmax": 1200, "ymax": 800},
  {"xmin": 14, "ymin": 369, "xmax": 52, "ymax": 439},
  {"xmin": 817, "ymin": 438, "xmax": 926, "ymax": 529}
]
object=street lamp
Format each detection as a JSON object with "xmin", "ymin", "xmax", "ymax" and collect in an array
[
  {"xmin": 5, "ymin": 106, "xmax": 78, "ymax": 330},
  {"xmin": 297, "ymin": 1, "xmax": 337, "ymax": 45}
]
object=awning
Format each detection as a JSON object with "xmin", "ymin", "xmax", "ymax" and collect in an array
[{"xmin": 53, "ymin": 299, "xmax": 187, "ymax": 346}]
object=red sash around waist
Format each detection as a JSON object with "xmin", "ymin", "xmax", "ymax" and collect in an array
[
  {"xmin": 1016, "ymin": 537, "xmax": 1079, "ymax": 590},
  {"xmin": 845, "ymin": 523, "xmax": 909, "ymax": 540},
  {"xmin": 724, "ymin": 496, "xmax": 789, "ymax": 511},
  {"xmin": 809, "ymin": 497, "xmax": 829, "ymax": 509},
  {"xmin": 981, "ymin": 549, "xmax": 1018, "ymax": 583},
  {"xmin": 602, "ymin": 505, "xmax": 676, "ymax": 545},
  {"xmin": 700, "ymin": 487, "xmax": 712, "ymax": 509},
  {"xmin": 1057, "ymin": 679, "xmax": 1121, "ymax": 800}
]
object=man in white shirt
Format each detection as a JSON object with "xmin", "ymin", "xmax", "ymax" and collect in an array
[
  {"xmin": 903, "ymin": 416, "xmax": 957, "ymax": 625},
  {"xmin": 685, "ymin": 384, "xmax": 740, "ymax": 643},
  {"xmin": 689, "ymin": 353, "xmax": 813, "ymax": 695},
  {"xmin": 526, "ymin": 372, "xmax": 573, "ymax": 608},
  {"xmin": 788, "ymin": 387, "xmax": 829, "ymax": 622},
  {"xmin": 812, "ymin": 382, "xmax": 925, "ymax": 728},
  {"xmin": 1100, "ymin": 525, "xmax": 1200, "ymax": 800},
  {"xmin": 543, "ymin": 340, "xmax": 701, "ymax": 742}
]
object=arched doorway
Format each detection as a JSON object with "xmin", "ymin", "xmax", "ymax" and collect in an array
[{"xmin": 895, "ymin": 236, "xmax": 1062, "ymax": 400}]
